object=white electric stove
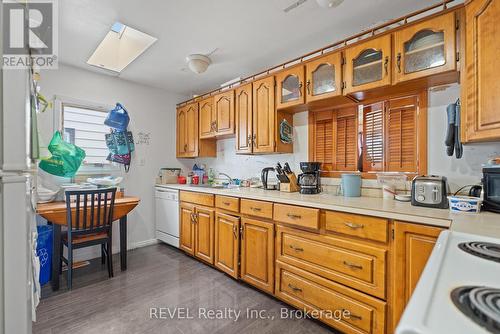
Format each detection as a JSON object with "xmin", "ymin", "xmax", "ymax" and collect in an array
[{"xmin": 396, "ymin": 230, "xmax": 500, "ymax": 334}]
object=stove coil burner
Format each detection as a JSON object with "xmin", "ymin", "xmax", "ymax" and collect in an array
[
  {"xmin": 458, "ymin": 241, "xmax": 500, "ymax": 263},
  {"xmin": 451, "ymin": 286, "xmax": 500, "ymax": 334}
]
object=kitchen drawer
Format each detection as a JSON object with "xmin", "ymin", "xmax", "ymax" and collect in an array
[
  {"xmin": 180, "ymin": 191, "xmax": 214, "ymax": 207},
  {"xmin": 276, "ymin": 225, "xmax": 386, "ymax": 299},
  {"xmin": 215, "ymin": 195, "xmax": 240, "ymax": 213},
  {"xmin": 325, "ymin": 211, "xmax": 388, "ymax": 243},
  {"xmin": 240, "ymin": 199, "xmax": 273, "ymax": 219},
  {"xmin": 274, "ymin": 204, "xmax": 319, "ymax": 230},
  {"xmin": 275, "ymin": 261, "xmax": 386, "ymax": 334}
]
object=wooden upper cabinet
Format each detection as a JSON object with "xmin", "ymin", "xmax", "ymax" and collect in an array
[
  {"xmin": 184, "ymin": 103, "xmax": 199, "ymax": 157},
  {"xmin": 276, "ymin": 66, "xmax": 305, "ymax": 109},
  {"xmin": 252, "ymin": 76, "xmax": 276, "ymax": 153},
  {"xmin": 344, "ymin": 34, "xmax": 392, "ymax": 94},
  {"xmin": 176, "ymin": 106, "xmax": 187, "ymax": 157},
  {"xmin": 235, "ymin": 83, "xmax": 253, "ymax": 154},
  {"xmin": 213, "ymin": 90, "xmax": 235, "ymax": 136},
  {"xmin": 392, "ymin": 221, "xmax": 443, "ymax": 331},
  {"xmin": 176, "ymin": 102, "xmax": 199, "ymax": 158},
  {"xmin": 305, "ymin": 53, "xmax": 342, "ymax": 103},
  {"xmin": 199, "ymin": 97, "xmax": 215, "ymax": 139},
  {"xmin": 462, "ymin": 0, "xmax": 500, "ymax": 142},
  {"xmin": 394, "ymin": 12, "xmax": 457, "ymax": 84}
]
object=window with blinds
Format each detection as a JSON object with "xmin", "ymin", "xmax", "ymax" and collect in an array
[
  {"xmin": 311, "ymin": 111, "xmax": 334, "ymax": 175},
  {"xmin": 363, "ymin": 102, "xmax": 384, "ymax": 171},
  {"xmin": 385, "ymin": 96, "xmax": 418, "ymax": 172},
  {"xmin": 62, "ymin": 105, "xmax": 110, "ymax": 165},
  {"xmin": 309, "ymin": 92, "xmax": 425, "ymax": 177},
  {"xmin": 335, "ymin": 108, "xmax": 358, "ymax": 171}
]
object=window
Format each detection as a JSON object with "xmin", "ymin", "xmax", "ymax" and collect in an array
[
  {"xmin": 309, "ymin": 91, "xmax": 427, "ymax": 178},
  {"xmin": 62, "ymin": 104, "xmax": 110, "ymax": 165}
]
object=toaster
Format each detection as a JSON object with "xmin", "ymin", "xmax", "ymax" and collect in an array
[{"xmin": 411, "ymin": 175, "xmax": 449, "ymax": 209}]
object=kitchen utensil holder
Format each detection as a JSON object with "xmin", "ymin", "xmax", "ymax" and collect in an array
[{"xmin": 280, "ymin": 173, "xmax": 300, "ymax": 193}]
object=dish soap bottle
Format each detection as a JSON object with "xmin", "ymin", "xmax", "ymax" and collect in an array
[{"xmin": 208, "ymin": 168, "xmax": 216, "ymax": 185}]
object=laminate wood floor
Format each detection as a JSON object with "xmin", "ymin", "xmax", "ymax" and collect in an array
[{"xmin": 33, "ymin": 243, "xmax": 337, "ymax": 334}]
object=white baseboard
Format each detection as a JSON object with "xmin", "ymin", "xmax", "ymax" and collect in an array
[
  {"xmin": 129, "ymin": 239, "xmax": 159, "ymax": 250},
  {"xmin": 73, "ymin": 238, "xmax": 159, "ymax": 261}
]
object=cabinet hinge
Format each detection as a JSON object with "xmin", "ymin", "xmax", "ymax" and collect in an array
[
  {"xmin": 456, "ymin": 51, "xmax": 460, "ymax": 62},
  {"xmin": 342, "ymin": 82, "xmax": 347, "ymax": 89},
  {"xmin": 341, "ymin": 57, "xmax": 346, "ymax": 65},
  {"xmin": 456, "ymin": 19, "xmax": 460, "ymax": 30},
  {"xmin": 391, "ymin": 229, "xmax": 395, "ymax": 240}
]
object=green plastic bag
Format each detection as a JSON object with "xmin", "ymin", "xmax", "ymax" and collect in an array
[{"xmin": 39, "ymin": 131, "xmax": 86, "ymax": 178}]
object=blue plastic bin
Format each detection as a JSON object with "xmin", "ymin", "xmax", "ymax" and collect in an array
[{"xmin": 36, "ymin": 225, "xmax": 53, "ymax": 285}]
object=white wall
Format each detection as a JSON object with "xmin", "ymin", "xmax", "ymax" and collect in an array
[
  {"xmin": 37, "ymin": 64, "xmax": 186, "ymax": 260},
  {"xmin": 183, "ymin": 84, "xmax": 499, "ymax": 192},
  {"xmin": 427, "ymin": 84, "xmax": 499, "ymax": 191}
]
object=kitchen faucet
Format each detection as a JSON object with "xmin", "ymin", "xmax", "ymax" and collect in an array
[{"xmin": 218, "ymin": 173, "xmax": 233, "ymax": 183}]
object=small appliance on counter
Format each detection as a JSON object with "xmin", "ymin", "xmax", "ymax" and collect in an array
[
  {"xmin": 482, "ymin": 167, "xmax": 500, "ymax": 213},
  {"xmin": 297, "ymin": 162, "xmax": 321, "ymax": 194},
  {"xmin": 411, "ymin": 175, "xmax": 449, "ymax": 209},
  {"xmin": 261, "ymin": 167, "xmax": 279, "ymax": 190}
]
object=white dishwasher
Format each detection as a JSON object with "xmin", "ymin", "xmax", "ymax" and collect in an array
[{"xmin": 155, "ymin": 186, "xmax": 179, "ymax": 248}]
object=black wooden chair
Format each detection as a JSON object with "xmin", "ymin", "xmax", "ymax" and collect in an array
[{"xmin": 62, "ymin": 188, "xmax": 117, "ymax": 290}]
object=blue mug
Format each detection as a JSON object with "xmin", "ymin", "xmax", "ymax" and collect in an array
[{"xmin": 338, "ymin": 174, "xmax": 362, "ymax": 197}]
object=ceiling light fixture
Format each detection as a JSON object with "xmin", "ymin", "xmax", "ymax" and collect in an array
[
  {"xmin": 186, "ymin": 54, "xmax": 211, "ymax": 74},
  {"xmin": 87, "ymin": 22, "xmax": 157, "ymax": 73}
]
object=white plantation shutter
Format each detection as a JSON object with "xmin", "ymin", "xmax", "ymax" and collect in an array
[
  {"xmin": 63, "ymin": 105, "xmax": 109, "ymax": 164},
  {"xmin": 363, "ymin": 102, "xmax": 384, "ymax": 171}
]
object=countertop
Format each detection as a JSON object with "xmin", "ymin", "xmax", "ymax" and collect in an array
[{"xmin": 156, "ymin": 184, "xmax": 500, "ymax": 239}]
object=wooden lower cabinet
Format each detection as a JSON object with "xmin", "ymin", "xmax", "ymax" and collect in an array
[
  {"xmin": 276, "ymin": 225, "xmax": 387, "ymax": 299},
  {"xmin": 193, "ymin": 206, "xmax": 215, "ymax": 264},
  {"xmin": 391, "ymin": 221, "xmax": 443, "ymax": 331},
  {"xmin": 179, "ymin": 202, "xmax": 195, "ymax": 255},
  {"xmin": 240, "ymin": 218, "xmax": 275, "ymax": 294},
  {"xmin": 214, "ymin": 212, "xmax": 240, "ymax": 278},
  {"xmin": 275, "ymin": 261, "xmax": 386, "ymax": 334}
]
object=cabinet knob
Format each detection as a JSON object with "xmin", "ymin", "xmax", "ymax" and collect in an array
[
  {"xmin": 306, "ymin": 80, "xmax": 311, "ymax": 95},
  {"xmin": 397, "ymin": 53, "xmax": 402, "ymax": 73},
  {"xmin": 384, "ymin": 56, "xmax": 389, "ymax": 75}
]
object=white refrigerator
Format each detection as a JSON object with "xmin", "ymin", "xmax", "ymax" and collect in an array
[{"xmin": 0, "ymin": 10, "xmax": 39, "ymax": 334}]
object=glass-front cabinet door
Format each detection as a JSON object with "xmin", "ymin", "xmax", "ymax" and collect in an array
[
  {"xmin": 276, "ymin": 66, "xmax": 305, "ymax": 109},
  {"xmin": 344, "ymin": 34, "xmax": 392, "ymax": 94},
  {"xmin": 305, "ymin": 52, "xmax": 342, "ymax": 103},
  {"xmin": 394, "ymin": 12, "xmax": 456, "ymax": 84}
]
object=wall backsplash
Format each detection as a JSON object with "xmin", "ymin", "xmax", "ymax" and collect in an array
[{"xmin": 180, "ymin": 84, "xmax": 499, "ymax": 194}]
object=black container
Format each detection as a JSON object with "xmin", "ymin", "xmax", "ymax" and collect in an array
[{"xmin": 482, "ymin": 167, "xmax": 500, "ymax": 213}]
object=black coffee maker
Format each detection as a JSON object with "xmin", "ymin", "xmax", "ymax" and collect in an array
[{"xmin": 297, "ymin": 162, "xmax": 321, "ymax": 194}]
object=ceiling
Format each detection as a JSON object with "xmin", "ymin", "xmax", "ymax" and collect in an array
[{"xmin": 58, "ymin": 0, "xmax": 447, "ymax": 97}]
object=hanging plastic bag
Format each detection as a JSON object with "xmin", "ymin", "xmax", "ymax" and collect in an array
[
  {"xmin": 39, "ymin": 131, "xmax": 86, "ymax": 177},
  {"xmin": 105, "ymin": 130, "xmax": 135, "ymax": 155},
  {"xmin": 104, "ymin": 103, "xmax": 130, "ymax": 131},
  {"xmin": 106, "ymin": 153, "xmax": 131, "ymax": 172}
]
